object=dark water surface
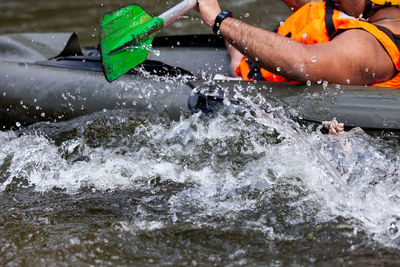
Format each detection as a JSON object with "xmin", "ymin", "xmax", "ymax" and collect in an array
[
  {"xmin": 0, "ymin": 0, "xmax": 289, "ymax": 45},
  {"xmin": 1, "ymin": 0, "xmax": 400, "ymax": 266}
]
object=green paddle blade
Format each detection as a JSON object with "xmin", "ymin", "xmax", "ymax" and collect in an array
[{"xmin": 100, "ymin": 4, "xmax": 164, "ymax": 82}]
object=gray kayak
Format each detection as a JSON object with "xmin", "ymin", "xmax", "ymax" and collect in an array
[{"xmin": 0, "ymin": 32, "xmax": 399, "ymax": 130}]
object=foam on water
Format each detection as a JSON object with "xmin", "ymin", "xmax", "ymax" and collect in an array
[{"xmin": 0, "ymin": 97, "xmax": 400, "ymax": 249}]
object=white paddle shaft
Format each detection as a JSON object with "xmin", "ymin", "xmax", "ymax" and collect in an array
[{"xmin": 159, "ymin": 0, "xmax": 197, "ymax": 26}]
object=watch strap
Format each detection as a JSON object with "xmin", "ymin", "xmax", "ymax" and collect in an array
[{"xmin": 213, "ymin": 10, "xmax": 233, "ymax": 35}]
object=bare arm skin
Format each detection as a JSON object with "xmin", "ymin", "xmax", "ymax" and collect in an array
[
  {"xmin": 197, "ymin": 0, "xmax": 397, "ymax": 85},
  {"xmin": 220, "ymin": 18, "xmax": 395, "ymax": 84},
  {"xmin": 226, "ymin": 0, "xmax": 317, "ymax": 75}
]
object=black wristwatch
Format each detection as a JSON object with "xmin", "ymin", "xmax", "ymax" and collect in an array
[{"xmin": 213, "ymin": 10, "xmax": 233, "ymax": 35}]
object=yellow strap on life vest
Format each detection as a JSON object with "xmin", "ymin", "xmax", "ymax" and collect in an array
[{"xmin": 370, "ymin": 0, "xmax": 400, "ymax": 5}]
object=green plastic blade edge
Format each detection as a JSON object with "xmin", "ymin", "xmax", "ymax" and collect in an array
[{"xmin": 100, "ymin": 5, "xmax": 164, "ymax": 82}]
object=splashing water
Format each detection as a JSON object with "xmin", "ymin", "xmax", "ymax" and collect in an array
[
  {"xmin": 0, "ymin": 82, "xmax": 400, "ymax": 264},
  {"xmin": 2, "ymin": 0, "xmax": 399, "ymax": 263}
]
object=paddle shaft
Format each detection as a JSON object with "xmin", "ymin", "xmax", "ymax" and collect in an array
[{"xmin": 159, "ymin": 0, "xmax": 197, "ymax": 26}]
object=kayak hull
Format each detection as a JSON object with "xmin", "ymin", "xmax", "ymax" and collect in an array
[
  {"xmin": 0, "ymin": 61, "xmax": 192, "ymax": 127},
  {"xmin": 1, "ymin": 33, "xmax": 400, "ymax": 130}
]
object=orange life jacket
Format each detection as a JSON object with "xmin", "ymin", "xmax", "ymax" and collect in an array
[{"xmin": 236, "ymin": 0, "xmax": 400, "ymax": 87}]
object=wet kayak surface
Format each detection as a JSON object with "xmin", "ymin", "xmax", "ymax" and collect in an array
[{"xmin": 2, "ymin": 0, "xmax": 400, "ymax": 266}]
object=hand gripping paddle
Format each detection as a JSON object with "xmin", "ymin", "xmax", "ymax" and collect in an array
[{"xmin": 100, "ymin": 0, "xmax": 197, "ymax": 82}]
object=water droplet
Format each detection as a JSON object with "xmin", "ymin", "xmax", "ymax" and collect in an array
[
  {"xmin": 280, "ymin": 21, "xmax": 285, "ymax": 27},
  {"xmin": 244, "ymin": 13, "xmax": 250, "ymax": 18},
  {"xmin": 302, "ymin": 33, "xmax": 307, "ymax": 39},
  {"xmin": 276, "ymin": 67, "xmax": 281, "ymax": 72},
  {"xmin": 255, "ymin": 57, "xmax": 259, "ymax": 62},
  {"xmin": 322, "ymin": 81, "xmax": 328, "ymax": 88},
  {"xmin": 389, "ymin": 222, "xmax": 399, "ymax": 236},
  {"xmin": 311, "ymin": 56, "xmax": 317, "ymax": 63},
  {"xmin": 41, "ymin": 113, "xmax": 45, "ymax": 117},
  {"xmin": 346, "ymin": 79, "xmax": 351, "ymax": 84},
  {"xmin": 151, "ymin": 49, "xmax": 160, "ymax": 57},
  {"xmin": 234, "ymin": 22, "xmax": 240, "ymax": 27},
  {"xmin": 307, "ymin": 80, "xmax": 312, "ymax": 86},
  {"xmin": 15, "ymin": 122, "xmax": 21, "ymax": 127},
  {"xmin": 365, "ymin": 67, "xmax": 369, "ymax": 72}
]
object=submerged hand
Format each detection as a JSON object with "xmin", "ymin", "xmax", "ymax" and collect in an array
[
  {"xmin": 197, "ymin": 0, "xmax": 222, "ymax": 27},
  {"xmin": 322, "ymin": 120, "xmax": 345, "ymax": 135}
]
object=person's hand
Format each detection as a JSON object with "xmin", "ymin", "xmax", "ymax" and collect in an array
[
  {"xmin": 322, "ymin": 120, "xmax": 345, "ymax": 135},
  {"xmin": 197, "ymin": 0, "xmax": 222, "ymax": 27}
]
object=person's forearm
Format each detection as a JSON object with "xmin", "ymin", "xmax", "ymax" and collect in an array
[
  {"xmin": 198, "ymin": 0, "xmax": 394, "ymax": 85},
  {"xmin": 219, "ymin": 17, "xmax": 315, "ymax": 82}
]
